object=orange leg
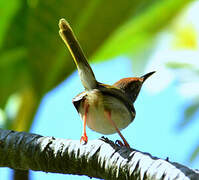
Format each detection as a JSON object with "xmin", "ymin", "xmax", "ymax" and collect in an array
[
  {"xmin": 80, "ymin": 102, "xmax": 89, "ymax": 144},
  {"xmin": 105, "ymin": 110, "xmax": 130, "ymax": 148}
]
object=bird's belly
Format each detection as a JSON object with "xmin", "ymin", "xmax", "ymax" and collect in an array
[
  {"xmin": 87, "ymin": 109, "xmax": 132, "ymax": 134},
  {"xmin": 79, "ymin": 92, "xmax": 133, "ymax": 135}
]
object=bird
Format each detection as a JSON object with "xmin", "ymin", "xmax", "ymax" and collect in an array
[{"xmin": 59, "ymin": 18, "xmax": 155, "ymax": 148}]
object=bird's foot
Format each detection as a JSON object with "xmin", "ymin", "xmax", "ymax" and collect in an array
[
  {"xmin": 115, "ymin": 140, "xmax": 130, "ymax": 148},
  {"xmin": 80, "ymin": 134, "xmax": 88, "ymax": 145}
]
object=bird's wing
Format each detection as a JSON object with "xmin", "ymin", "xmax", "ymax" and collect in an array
[
  {"xmin": 98, "ymin": 83, "xmax": 136, "ymax": 121},
  {"xmin": 72, "ymin": 91, "xmax": 87, "ymax": 112}
]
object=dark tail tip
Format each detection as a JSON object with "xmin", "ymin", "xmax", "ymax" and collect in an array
[{"xmin": 141, "ymin": 71, "xmax": 156, "ymax": 82}]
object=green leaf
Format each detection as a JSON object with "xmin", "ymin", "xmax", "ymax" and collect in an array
[
  {"xmin": 166, "ymin": 62, "xmax": 193, "ymax": 69},
  {"xmin": 0, "ymin": 47, "xmax": 26, "ymax": 67},
  {"xmin": 179, "ymin": 101, "xmax": 199, "ymax": 128},
  {"xmin": 190, "ymin": 145, "xmax": 199, "ymax": 162},
  {"xmin": 91, "ymin": 0, "xmax": 193, "ymax": 63},
  {"xmin": 0, "ymin": 0, "xmax": 22, "ymax": 48}
]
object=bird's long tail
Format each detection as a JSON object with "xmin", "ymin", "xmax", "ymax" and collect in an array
[{"xmin": 59, "ymin": 18, "xmax": 97, "ymax": 90}]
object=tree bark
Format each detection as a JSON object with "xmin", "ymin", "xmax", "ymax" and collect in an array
[
  {"xmin": 0, "ymin": 128, "xmax": 198, "ymax": 180},
  {"xmin": 13, "ymin": 169, "xmax": 29, "ymax": 180}
]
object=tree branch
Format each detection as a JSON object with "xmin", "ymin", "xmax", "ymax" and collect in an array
[{"xmin": 0, "ymin": 128, "xmax": 198, "ymax": 180}]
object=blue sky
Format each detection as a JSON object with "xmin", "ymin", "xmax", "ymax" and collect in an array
[{"xmin": 1, "ymin": 57, "xmax": 199, "ymax": 179}]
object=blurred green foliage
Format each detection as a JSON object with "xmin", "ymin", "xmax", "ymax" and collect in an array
[
  {"xmin": 0, "ymin": 0, "xmax": 192, "ymax": 135},
  {"xmin": 167, "ymin": 57, "xmax": 199, "ymax": 163}
]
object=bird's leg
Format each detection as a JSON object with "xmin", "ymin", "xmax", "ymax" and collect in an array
[
  {"xmin": 104, "ymin": 110, "xmax": 130, "ymax": 148},
  {"xmin": 80, "ymin": 102, "xmax": 89, "ymax": 144}
]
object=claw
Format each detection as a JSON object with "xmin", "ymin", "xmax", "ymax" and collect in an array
[
  {"xmin": 80, "ymin": 134, "xmax": 88, "ymax": 144},
  {"xmin": 115, "ymin": 140, "xmax": 124, "ymax": 147},
  {"xmin": 115, "ymin": 140, "xmax": 130, "ymax": 148}
]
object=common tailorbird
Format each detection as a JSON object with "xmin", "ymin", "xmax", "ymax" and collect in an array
[{"xmin": 59, "ymin": 18, "xmax": 155, "ymax": 148}]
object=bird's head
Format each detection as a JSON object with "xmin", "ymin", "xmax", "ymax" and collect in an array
[{"xmin": 113, "ymin": 71, "xmax": 155, "ymax": 103}]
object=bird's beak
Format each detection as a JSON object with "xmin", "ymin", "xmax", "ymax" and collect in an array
[{"xmin": 141, "ymin": 71, "xmax": 156, "ymax": 82}]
